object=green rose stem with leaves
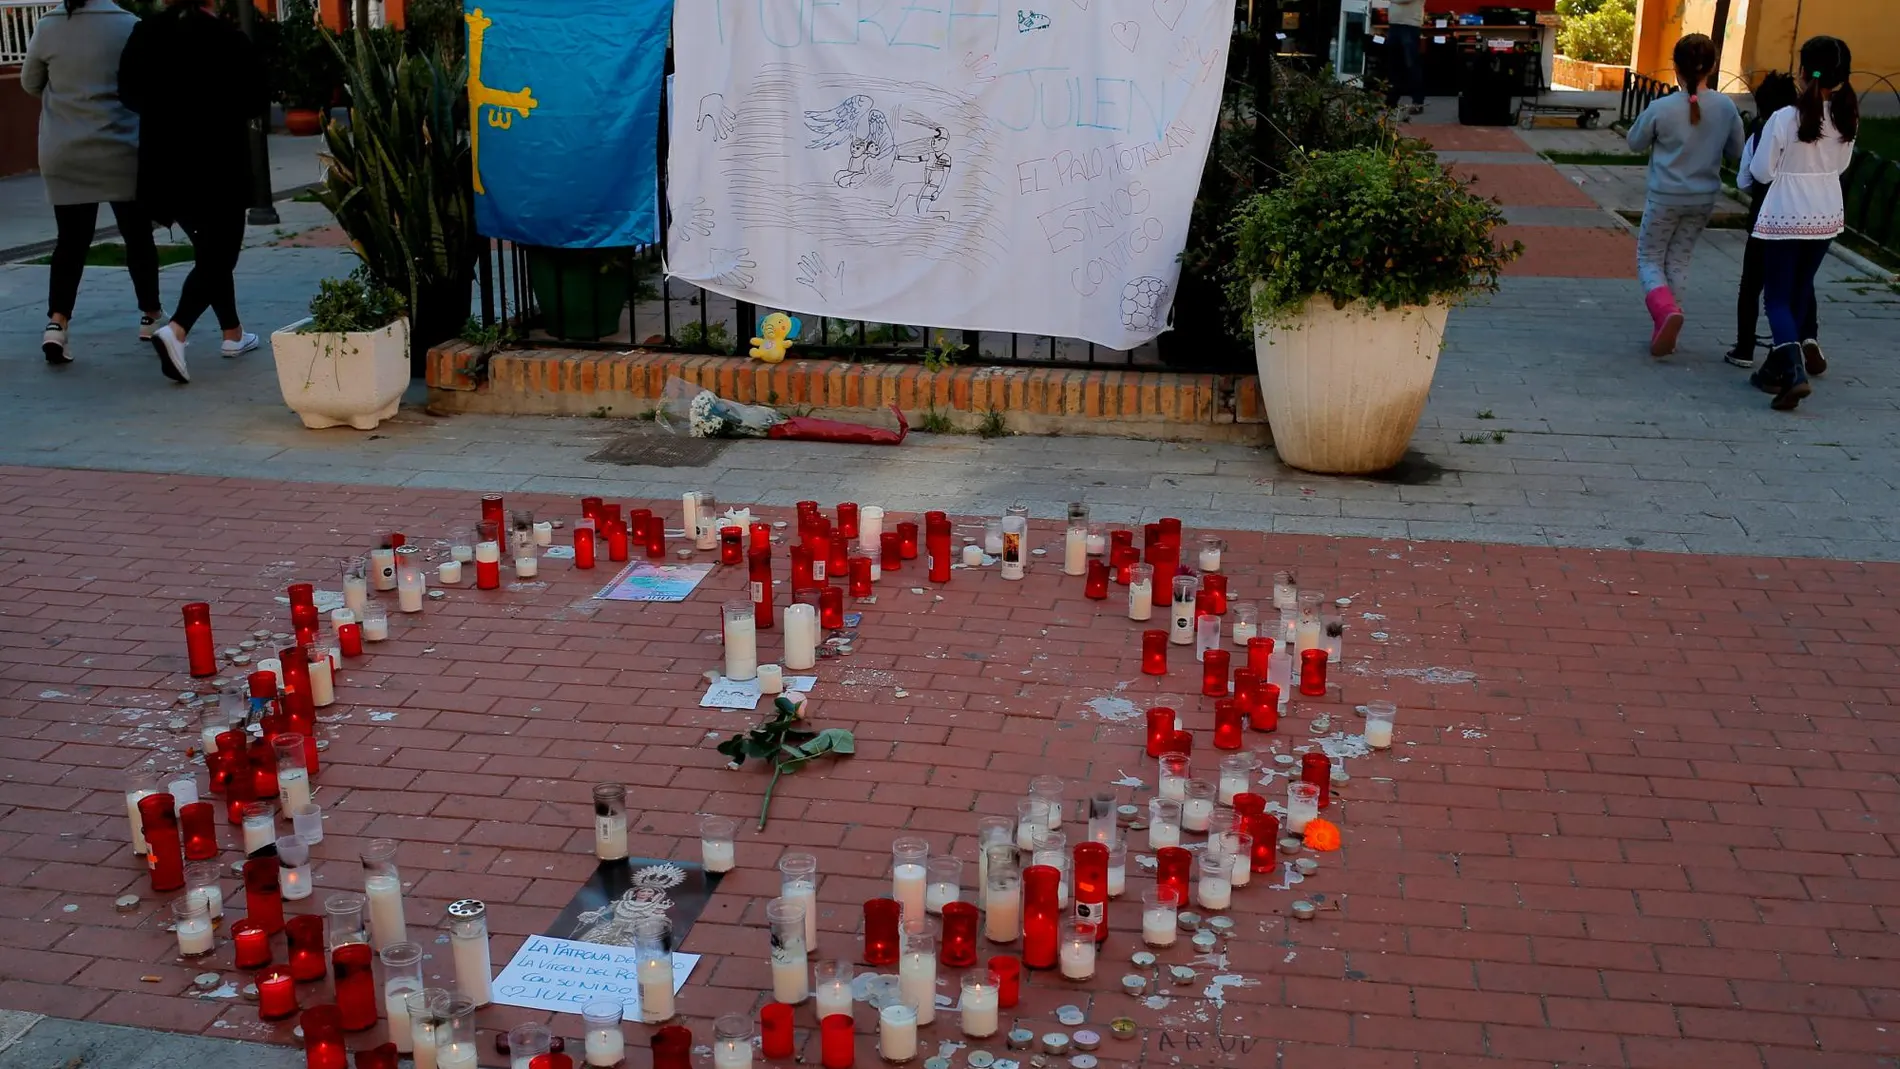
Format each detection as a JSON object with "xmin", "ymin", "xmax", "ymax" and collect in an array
[{"xmin": 716, "ymin": 697, "xmax": 855, "ymax": 830}]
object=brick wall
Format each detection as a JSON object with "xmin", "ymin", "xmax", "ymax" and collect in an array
[{"xmin": 0, "ymin": 66, "xmax": 39, "ymax": 180}]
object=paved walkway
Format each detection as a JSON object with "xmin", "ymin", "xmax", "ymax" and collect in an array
[{"xmin": 1, "ymin": 465, "xmax": 1895, "ymax": 1067}]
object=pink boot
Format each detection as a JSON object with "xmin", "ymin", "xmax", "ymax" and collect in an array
[{"xmin": 1646, "ymin": 287, "xmax": 1683, "ymax": 357}]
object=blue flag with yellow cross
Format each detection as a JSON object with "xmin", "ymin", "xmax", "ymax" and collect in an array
[{"xmin": 465, "ymin": 0, "xmax": 671, "ymax": 248}]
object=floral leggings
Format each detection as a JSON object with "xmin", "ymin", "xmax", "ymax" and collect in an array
[{"xmin": 1636, "ymin": 199, "xmax": 1713, "ymax": 295}]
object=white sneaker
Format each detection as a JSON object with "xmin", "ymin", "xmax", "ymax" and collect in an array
[
  {"xmin": 222, "ymin": 332, "xmax": 259, "ymax": 357},
  {"xmin": 43, "ymin": 322, "xmax": 71, "ymax": 365},
  {"xmin": 139, "ymin": 315, "xmax": 158, "ymax": 341},
  {"xmin": 151, "ymin": 323, "xmax": 190, "ymax": 383}
]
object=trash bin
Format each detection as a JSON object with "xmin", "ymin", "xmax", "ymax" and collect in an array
[{"xmin": 1458, "ymin": 43, "xmax": 1522, "ymax": 126}]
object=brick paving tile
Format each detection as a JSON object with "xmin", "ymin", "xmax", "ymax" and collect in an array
[{"xmin": 0, "ymin": 464, "xmax": 1896, "ymax": 1068}]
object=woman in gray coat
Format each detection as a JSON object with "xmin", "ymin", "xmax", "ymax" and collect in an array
[{"xmin": 21, "ymin": 0, "xmax": 163, "ymax": 365}]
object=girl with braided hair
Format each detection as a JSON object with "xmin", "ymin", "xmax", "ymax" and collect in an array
[{"xmin": 1626, "ymin": 33, "xmax": 1744, "ymax": 358}]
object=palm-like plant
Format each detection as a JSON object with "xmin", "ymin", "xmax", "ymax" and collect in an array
[{"xmin": 316, "ymin": 28, "xmax": 477, "ymax": 370}]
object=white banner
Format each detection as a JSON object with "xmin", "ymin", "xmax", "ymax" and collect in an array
[{"xmin": 665, "ymin": 0, "xmax": 1235, "ymax": 350}]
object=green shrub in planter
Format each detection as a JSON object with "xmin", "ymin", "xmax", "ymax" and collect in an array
[{"xmin": 1226, "ymin": 144, "xmax": 1521, "ymax": 330}]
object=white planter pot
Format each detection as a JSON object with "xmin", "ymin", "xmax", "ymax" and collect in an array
[
  {"xmin": 270, "ymin": 317, "xmax": 410, "ymax": 431},
  {"xmin": 1252, "ymin": 295, "xmax": 1449, "ymax": 475}
]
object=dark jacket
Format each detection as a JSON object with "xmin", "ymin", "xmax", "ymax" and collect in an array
[{"xmin": 118, "ymin": 2, "xmax": 268, "ymax": 225}]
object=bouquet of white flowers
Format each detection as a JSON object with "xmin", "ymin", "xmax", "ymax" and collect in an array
[{"xmin": 657, "ymin": 378, "xmax": 784, "ymax": 438}]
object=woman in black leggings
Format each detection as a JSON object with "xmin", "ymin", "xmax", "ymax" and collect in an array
[{"xmin": 118, "ymin": 0, "xmax": 268, "ymax": 384}]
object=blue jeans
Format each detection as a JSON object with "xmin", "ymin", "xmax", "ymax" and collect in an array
[
  {"xmin": 1384, "ymin": 25, "xmax": 1424, "ymax": 107},
  {"xmin": 1761, "ymin": 239, "xmax": 1830, "ymax": 347}
]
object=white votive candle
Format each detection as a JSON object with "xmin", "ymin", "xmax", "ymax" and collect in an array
[
  {"xmin": 1128, "ymin": 578, "xmax": 1153, "ymax": 621},
  {"xmin": 242, "ymin": 813, "xmax": 274, "ymax": 855},
  {"xmin": 984, "ymin": 886, "xmax": 1020, "ymax": 942},
  {"xmin": 1231, "ymin": 853, "xmax": 1251, "ymax": 887},
  {"xmin": 585, "ymin": 1028, "xmax": 625, "ymax": 1068},
  {"xmin": 515, "ymin": 555, "xmax": 539, "ymax": 578},
  {"xmin": 757, "ymin": 663, "xmax": 783, "ymax": 695},
  {"xmin": 1366, "ymin": 719, "xmax": 1395, "ymax": 749},
  {"xmin": 1182, "ymin": 797, "xmax": 1214, "ymax": 832},
  {"xmin": 437, "ymin": 1043, "xmax": 478, "ymax": 1069},
  {"xmin": 1198, "ymin": 876, "xmax": 1232, "ymax": 911},
  {"xmin": 1107, "ymin": 857, "xmax": 1126, "ymax": 897},
  {"xmin": 961, "ymin": 981, "xmax": 998, "ymax": 1037},
  {"xmin": 398, "ymin": 578, "xmax": 425, "ymax": 613},
  {"xmin": 1059, "ymin": 936, "xmax": 1095, "ymax": 980},
  {"xmin": 639, "ymin": 955, "xmax": 675, "ymax": 1020},
  {"xmin": 724, "ymin": 606, "xmax": 759, "ymax": 682},
  {"xmin": 1148, "ymin": 822, "xmax": 1180, "ymax": 849},
  {"xmin": 879, "ymin": 1004, "xmax": 918, "ymax": 1062},
  {"xmin": 962, "ymin": 543, "xmax": 983, "ymax": 566},
  {"xmin": 1142, "ymin": 907, "xmax": 1177, "ymax": 946},
  {"xmin": 926, "ymin": 880, "xmax": 958, "ymax": 913},
  {"xmin": 308, "ymin": 657, "xmax": 335, "ymax": 707},
  {"xmin": 362, "ymin": 615, "xmax": 389, "ymax": 642},
  {"xmin": 438, "ymin": 560, "xmax": 462, "ymax": 584},
  {"xmin": 1086, "ymin": 531, "xmax": 1106, "ymax": 555},
  {"xmin": 175, "ymin": 913, "xmax": 214, "ymax": 956},
  {"xmin": 1231, "ymin": 620, "xmax": 1256, "ymax": 647},
  {"xmin": 893, "ymin": 862, "xmax": 927, "ymax": 920},
  {"xmin": 1199, "ymin": 547, "xmax": 1221, "ymax": 571},
  {"xmin": 385, "ymin": 984, "xmax": 417, "ymax": 1053},
  {"xmin": 533, "ymin": 521, "xmax": 553, "ymax": 546},
  {"xmin": 772, "ymin": 945, "xmax": 809, "ymax": 1004},
  {"xmin": 188, "ymin": 884, "xmax": 223, "ymax": 920},
  {"xmin": 898, "ymin": 948, "xmax": 936, "ymax": 1025},
  {"xmin": 1219, "ymin": 770, "xmax": 1251, "ymax": 806},
  {"xmin": 816, "ymin": 977, "xmax": 853, "ymax": 1020},
  {"xmin": 1063, "ymin": 527, "xmax": 1087, "ymax": 576},
  {"xmin": 343, "ymin": 574, "xmax": 369, "ymax": 614},
  {"xmin": 278, "ymin": 768, "xmax": 311, "ymax": 816},
  {"xmin": 702, "ymin": 838, "xmax": 735, "ymax": 874},
  {"xmin": 367, "ymin": 872, "xmax": 407, "ymax": 948},
  {"xmin": 714, "ymin": 1038, "xmax": 753, "ymax": 1069},
  {"xmin": 858, "ymin": 506, "xmax": 885, "ymax": 554}
]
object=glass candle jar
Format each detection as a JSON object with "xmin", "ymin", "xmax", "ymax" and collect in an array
[
  {"xmin": 1106, "ymin": 840, "xmax": 1127, "ymax": 898},
  {"xmin": 1084, "ymin": 559, "xmax": 1110, "ymax": 599},
  {"xmin": 778, "ymin": 853, "xmax": 819, "ymax": 950},
  {"xmin": 1147, "ymin": 798, "xmax": 1182, "ymax": 850},
  {"xmin": 1197, "ymin": 852, "xmax": 1233, "ymax": 911},
  {"xmin": 1228, "ymin": 832, "xmax": 1256, "ymax": 887},
  {"xmin": 257, "ymin": 964, "xmax": 297, "ymax": 1021},
  {"xmin": 714, "ymin": 1014, "xmax": 754, "ymax": 1069},
  {"xmin": 1141, "ymin": 888, "xmax": 1178, "ymax": 947},
  {"xmin": 1156, "ymin": 846, "xmax": 1191, "ymax": 909},
  {"xmin": 879, "ymin": 530, "xmax": 902, "ymax": 572},
  {"xmin": 767, "ymin": 896, "xmax": 809, "ymax": 1004},
  {"xmin": 981, "ymin": 843, "xmax": 1020, "ymax": 943},
  {"xmin": 438, "ymin": 994, "xmax": 479, "ymax": 1069},
  {"xmin": 299, "ymin": 1004, "xmax": 348, "ymax": 1069},
  {"xmin": 821, "ymin": 1014, "xmax": 855, "ymax": 1069},
  {"xmin": 240, "ymin": 800, "xmax": 275, "ymax": 856},
  {"xmin": 1181, "ymin": 779, "xmax": 1216, "ymax": 832},
  {"xmin": 897, "ymin": 521, "xmax": 919, "ymax": 559},
  {"xmin": 1218, "ymin": 753, "xmax": 1256, "ymax": 805},
  {"xmin": 1127, "ymin": 563, "xmax": 1154, "ymax": 621},
  {"xmin": 750, "ymin": 547, "xmax": 775, "ymax": 623},
  {"xmin": 1201, "ymin": 648, "xmax": 1230, "ymax": 697},
  {"xmin": 1014, "ymin": 797, "xmax": 1050, "ymax": 851},
  {"xmin": 574, "ymin": 522, "xmax": 597, "ymax": 570},
  {"xmin": 185, "ymin": 860, "xmax": 222, "ymax": 920},
  {"xmin": 975, "ymin": 815, "xmax": 1012, "ymax": 893},
  {"xmin": 362, "ymin": 603, "xmax": 390, "ymax": 642},
  {"xmin": 287, "ymin": 914, "xmax": 328, "ymax": 982},
  {"xmin": 897, "ymin": 918, "xmax": 937, "ymax": 1025},
  {"xmin": 720, "ymin": 525, "xmax": 744, "ymax": 565},
  {"xmin": 862, "ymin": 898, "xmax": 901, "ymax": 967},
  {"xmin": 1196, "ymin": 535, "xmax": 1224, "ymax": 573},
  {"xmin": 925, "ymin": 856, "xmax": 962, "ymax": 913},
  {"xmin": 446, "ymin": 899, "xmax": 492, "ymax": 1007},
  {"xmin": 1058, "ymin": 917, "xmax": 1096, "ymax": 980},
  {"xmin": 182, "ymin": 602, "xmax": 217, "ymax": 678},
  {"xmin": 1063, "ymin": 519, "xmax": 1089, "ymax": 577},
  {"xmin": 1144, "ymin": 706, "xmax": 1176, "ymax": 758},
  {"xmin": 1213, "ymin": 700, "xmax": 1245, "ymax": 750},
  {"xmin": 697, "ymin": 813, "xmax": 737, "ymax": 873},
  {"xmin": 1299, "ymin": 648, "xmax": 1328, "ymax": 696},
  {"xmin": 1157, "ymin": 752, "xmax": 1190, "ymax": 801},
  {"xmin": 582, "ymin": 998, "xmax": 626, "ymax": 1067},
  {"xmin": 606, "ymin": 520, "xmax": 630, "ymax": 563},
  {"xmin": 849, "ymin": 556, "xmax": 874, "ymax": 597},
  {"xmin": 1085, "ymin": 789, "xmax": 1117, "ymax": 846},
  {"xmin": 396, "ymin": 545, "xmax": 426, "ymax": 612},
  {"xmin": 632, "ymin": 915, "xmax": 673, "ymax": 1023},
  {"xmin": 475, "ymin": 523, "xmax": 503, "ymax": 589},
  {"xmin": 324, "ymin": 891, "xmax": 368, "ymax": 949},
  {"xmin": 815, "ymin": 958, "xmax": 854, "ymax": 1020},
  {"xmin": 508, "ymin": 1023, "xmax": 554, "ymax": 1069},
  {"xmin": 593, "ymin": 784, "xmax": 629, "ymax": 862},
  {"xmin": 1030, "ymin": 830, "xmax": 1069, "ymax": 909},
  {"xmin": 172, "ymin": 894, "xmax": 214, "ymax": 957},
  {"xmin": 695, "ymin": 495, "xmax": 720, "ymax": 551},
  {"xmin": 723, "ymin": 600, "xmax": 759, "ymax": 682},
  {"xmin": 998, "ymin": 515, "xmax": 1027, "ymax": 581},
  {"xmin": 1170, "ymin": 575, "xmax": 1199, "ymax": 645},
  {"xmin": 878, "ymin": 1000, "xmax": 918, "ymax": 1063},
  {"xmin": 361, "ymin": 838, "xmax": 406, "ymax": 950},
  {"xmin": 381, "ymin": 942, "xmax": 425, "ymax": 1054},
  {"xmin": 180, "ymin": 801, "xmax": 217, "ymax": 860},
  {"xmin": 233, "ymin": 917, "xmax": 272, "ymax": 969},
  {"xmin": 989, "ymin": 954, "xmax": 1021, "ymax": 1007},
  {"xmin": 959, "ymin": 970, "xmax": 999, "ymax": 1037},
  {"xmin": 890, "ymin": 838, "xmax": 929, "ymax": 919},
  {"xmin": 272, "ymin": 734, "xmax": 308, "ymax": 815},
  {"xmin": 939, "ymin": 901, "xmax": 978, "ymax": 967},
  {"xmin": 290, "ymin": 802, "xmax": 323, "ymax": 845},
  {"xmin": 1287, "ymin": 782, "xmax": 1321, "ymax": 833},
  {"xmin": 342, "ymin": 557, "xmax": 370, "ymax": 615},
  {"xmin": 1272, "ymin": 570, "xmax": 1297, "ymax": 610},
  {"xmin": 407, "ymin": 989, "xmax": 451, "ymax": 1069},
  {"xmin": 242, "ymin": 856, "xmax": 283, "ymax": 934},
  {"xmin": 333, "ymin": 941, "xmax": 378, "ymax": 1031}
]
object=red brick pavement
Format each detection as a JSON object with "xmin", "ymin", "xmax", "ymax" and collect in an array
[
  {"xmin": 1, "ymin": 465, "xmax": 1897, "ymax": 1068},
  {"xmin": 1495, "ymin": 226, "xmax": 1640, "ymax": 280}
]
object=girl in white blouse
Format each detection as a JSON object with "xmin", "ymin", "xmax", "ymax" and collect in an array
[{"xmin": 1746, "ymin": 36, "xmax": 1858, "ymax": 411}]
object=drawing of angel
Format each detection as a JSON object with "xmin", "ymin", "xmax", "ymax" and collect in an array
[
  {"xmin": 805, "ymin": 94, "xmax": 895, "ymax": 188},
  {"xmin": 568, "ymin": 862, "xmax": 687, "ymax": 947}
]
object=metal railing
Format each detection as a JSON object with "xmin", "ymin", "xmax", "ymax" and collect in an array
[
  {"xmin": 1617, "ymin": 69, "xmax": 1677, "ymax": 127},
  {"xmin": 1844, "ymin": 149, "xmax": 1900, "ymax": 258},
  {"xmin": 1, "ymin": 0, "xmax": 58, "ymax": 66}
]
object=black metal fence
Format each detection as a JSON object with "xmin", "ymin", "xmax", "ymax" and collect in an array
[{"xmin": 472, "ymin": 8, "xmax": 1281, "ymax": 373}]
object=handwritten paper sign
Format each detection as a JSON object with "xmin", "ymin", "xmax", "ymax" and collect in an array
[
  {"xmin": 493, "ymin": 935, "xmax": 700, "ymax": 1017},
  {"xmin": 594, "ymin": 562, "xmax": 714, "ymax": 602},
  {"xmin": 666, "ymin": 0, "xmax": 1235, "ymax": 349},
  {"xmin": 700, "ymin": 675, "xmax": 820, "ymax": 710}
]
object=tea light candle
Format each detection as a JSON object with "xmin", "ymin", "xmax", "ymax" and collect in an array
[
  {"xmin": 879, "ymin": 1003, "xmax": 918, "ymax": 1062},
  {"xmin": 437, "ymin": 560, "xmax": 462, "ymax": 584},
  {"xmin": 962, "ymin": 544, "xmax": 983, "ymax": 566},
  {"xmin": 757, "ymin": 664, "xmax": 784, "ymax": 695},
  {"xmin": 533, "ymin": 521, "xmax": 553, "ymax": 546}
]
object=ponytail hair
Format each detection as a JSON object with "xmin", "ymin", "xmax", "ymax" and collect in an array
[
  {"xmin": 1796, "ymin": 36, "xmax": 1858, "ymax": 143},
  {"xmin": 1674, "ymin": 34, "xmax": 1717, "ymax": 124}
]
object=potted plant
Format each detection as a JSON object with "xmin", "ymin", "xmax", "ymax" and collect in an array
[
  {"xmin": 1228, "ymin": 144, "xmax": 1520, "ymax": 474},
  {"xmin": 525, "ymin": 247, "xmax": 639, "ymax": 341},
  {"xmin": 275, "ymin": 0, "xmax": 337, "ymax": 135},
  {"xmin": 270, "ymin": 268, "xmax": 410, "ymax": 430},
  {"xmin": 317, "ymin": 27, "xmax": 477, "ymax": 373}
]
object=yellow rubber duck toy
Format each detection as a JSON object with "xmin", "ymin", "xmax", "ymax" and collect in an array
[{"xmin": 749, "ymin": 313, "xmax": 800, "ymax": 364}]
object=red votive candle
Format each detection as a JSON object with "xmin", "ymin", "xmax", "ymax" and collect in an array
[
  {"xmin": 1021, "ymin": 865, "xmax": 1060, "ymax": 970},
  {"xmin": 1299, "ymin": 648, "xmax": 1328, "ymax": 696},
  {"xmin": 862, "ymin": 898, "xmax": 900, "ymax": 966},
  {"xmin": 1301, "ymin": 752, "xmax": 1333, "ymax": 809},
  {"xmin": 481, "ymin": 494, "xmax": 505, "ymax": 528},
  {"xmin": 1144, "ymin": 707, "xmax": 1176, "ymax": 757},
  {"xmin": 653, "ymin": 1026, "xmax": 693, "ymax": 1069},
  {"xmin": 796, "ymin": 500, "xmax": 820, "ymax": 536},
  {"xmin": 821, "ymin": 1014, "xmax": 855, "ymax": 1069},
  {"xmin": 355, "ymin": 1044, "xmax": 400, "ymax": 1069},
  {"xmin": 761, "ymin": 1003, "xmax": 795, "ymax": 1059},
  {"xmin": 791, "ymin": 544, "xmax": 815, "ymax": 589},
  {"xmin": 1111, "ymin": 527, "xmax": 1134, "ymax": 558},
  {"xmin": 743, "ymin": 520, "xmax": 766, "ymax": 555},
  {"xmin": 644, "ymin": 516, "xmax": 666, "ymax": 559},
  {"xmin": 232, "ymin": 918, "xmax": 271, "ymax": 969},
  {"xmin": 1073, "ymin": 841, "xmax": 1109, "ymax": 944},
  {"xmin": 182, "ymin": 603, "xmax": 216, "ymax": 678},
  {"xmin": 601, "ymin": 503, "xmax": 623, "ymax": 528},
  {"xmin": 258, "ymin": 965, "xmax": 297, "ymax": 1020},
  {"xmin": 286, "ymin": 914, "xmax": 327, "ymax": 981},
  {"xmin": 1156, "ymin": 847, "xmax": 1191, "ymax": 908},
  {"xmin": 302, "ymin": 1004, "xmax": 347, "ymax": 1069},
  {"xmin": 989, "ymin": 955, "xmax": 1021, "ymax": 1007},
  {"xmin": 220, "ymin": 733, "xmax": 252, "ymax": 823},
  {"xmin": 287, "ymin": 582, "xmax": 315, "ymax": 611},
  {"xmin": 1254, "ymin": 682, "xmax": 1281, "ymax": 732},
  {"xmin": 1247, "ymin": 636, "xmax": 1273, "ymax": 679},
  {"xmin": 1141, "ymin": 630, "xmax": 1168, "ymax": 675},
  {"xmin": 248, "ymin": 737, "xmax": 279, "ymax": 801},
  {"xmin": 139, "ymin": 793, "xmax": 184, "ymax": 892},
  {"xmin": 1249, "ymin": 812, "xmax": 1281, "ymax": 873},
  {"xmin": 1169, "ymin": 729, "xmax": 1194, "ymax": 757},
  {"xmin": 820, "ymin": 586, "xmax": 845, "ymax": 630},
  {"xmin": 1159, "ymin": 517, "xmax": 1182, "ymax": 541},
  {"xmin": 1084, "ymin": 560, "xmax": 1109, "ymax": 599},
  {"xmin": 941, "ymin": 902, "xmax": 979, "ymax": 967},
  {"xmin": 605, "ymin": 521, "xmax": 630, "ymax": 563},
  {"xmin": 180, "ymin": 801, "xmax": 217, "ymax": 860},
  {"xmin": 848, "ymin": 556, "xmax": 873, "ymax": 598},
  {"xmin": 1233, "ymin": 668, "xmax": 1259, "ymax": 715},
  {"xmin": 1213, "ymin": 699, "xmax": 1244, "ymax": 750},
  {"xmin": 243, "ymin": 857, "xmax": 284, "ymax": 935},
  {"xmin": 880, "ymin": 531, "xmax": 902, "ymax": 571},
  {"xmin": 749, "ymin": 547, "xmax": 775, "ymax": 627},
  {"xmin": 337, "ymin": 620, "xmax": 363, "ymax": 657},
  {"xmin": 926, "ymin": 523, "xmax": 952, "ymax": 584},
  {"xmin": 279, "ymin": 645, "xmax": 313, "ymax": 723},
  {"xmin": 1112, "ymin": 544, "xmax": 1139, "ymax": 585},
  {"xmin": 629, "ymin": 509, "xmax": 653, "ymax": 545},
  {"xmin": 719, "ymin": 526, "xmax": 743, "ymax": 565},
  {"xmin": 1201, "ymin": 649, "xmax": 1230, "ymax": 698},
  {"xmin": 897, "ymin": 521, "xmax": 919, "ymax": 559},
  {"xmin": 837, "ymin": 502, "xmax": 859, "ymax": 539},
  {"xmin": 1142, "ymin": 523, "xmax": 1161, "ymax": 552},
  {"xmin": 566, "ymin": 524, "xmax": 593, "ymax": 571},
  {"xmin": 332, "ymin": 942, "xmax": 377, "ymax": 1031},
  {"xmin": 1202, "ymin": 573, "xmax": 1228, "ymax": 615},
  {"xmin": 581, "ymin": 496, "xmax": 603, "ymax": 522},
  {"xmin": 827, "ymin": 532, "xmax": 851, "ymax": 577}
]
